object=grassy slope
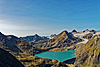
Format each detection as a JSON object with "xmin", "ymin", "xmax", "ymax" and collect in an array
[{"xmin": 74, "ymin": 35, "xmax": 100, "ymax": 67}]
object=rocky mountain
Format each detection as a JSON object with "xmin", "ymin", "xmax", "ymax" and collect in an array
[
  {"xmin": 20, "ymin": 34, "xmax": 49, "ymax": 45},
  {"xmin": 83, "ymin": 29, "xmax": 90, "ymax": 33},
  {"xmin": 72, "ymin": 29, "xmax": 100, "ymax": 45},
  {"xmin": 47, "ymin": 34, "xmax": 56, "ymax": 39},
  {"xmin": 71, "ymin": 29, "xmax": 77, "ymax": 33},
  {"xmin": 0, "ymin": 32, "xmax": 32, "ymax": 53},
  {"xmin": 83, "ymin": 29, "xmax": 96, "ymax": 34},
  {"xmin": 0, "ymin": 32, "xmax": 19, "ymax": 52},
  {"xmin": 74, "ymin": 34, "xmax": 100, "ymax": 67},
  {"xmin": 83, "ymin": 33, "xmax": 93, "ymax": 39},
  {"xmin": 0, "ymin": 48, "xmax": 24, "ymax": 67},
  {"xmin": 17, "ymin": 39, "xmax": 32, "ymax": 53},
  {"xmin": 7, "ymin": 35, "xmax": 32, "ymax": 53},
  {"xmin": 90, "ymin": 30, "xmax": 96, "ymax": 33},
  {"xmin": 34, "ymin": 30, "xmax": 82, "ymax": 50}
]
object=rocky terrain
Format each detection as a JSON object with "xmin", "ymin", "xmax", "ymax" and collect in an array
[
  {"xmin": 0, "ymin": 48, "xmax": 24, "ymax": 67},
  {"xmin": 12, "ymin": 52, "xmax": 68, "ymax": 67},
  {"xmin": 74, "ymin": 34, "xmax": 100, "ymax": 67},
  {"xmin": 34, "ymin": 30, "xmax": 82, "ymax": 51}
]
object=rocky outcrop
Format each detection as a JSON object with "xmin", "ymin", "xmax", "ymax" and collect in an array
[{"xmin": 0, "ymin": 48, "xmax": 24, "ymax": 67}]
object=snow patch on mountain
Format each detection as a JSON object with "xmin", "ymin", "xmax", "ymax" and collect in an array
[
  {"xmin": 46, "ymin": 34, "xmax": 56, "ymax": 39},
  {"xmin": 72, "ymin": 31, "xmax": 100, "ymax": 45}
]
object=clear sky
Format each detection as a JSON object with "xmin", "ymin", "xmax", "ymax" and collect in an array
[{"xmin": 0, "ymin": 0, "xmax": 100, "ymax": 37}]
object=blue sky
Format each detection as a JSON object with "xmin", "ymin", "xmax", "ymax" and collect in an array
[{"xmin": 0, "ymin": 0, "xmax": 100, "ymax": 37}]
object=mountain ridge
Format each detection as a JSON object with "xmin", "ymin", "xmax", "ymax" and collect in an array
[
  {"xmin": 34, "ymin": 30, "xmax": 82, "ymax": 51},
  {"xmin": 0, "ymin": 32, "xmax": 32, "ymax": 53}
]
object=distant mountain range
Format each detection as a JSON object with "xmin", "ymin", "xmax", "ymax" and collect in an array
[
  {"xmin": 0, "ymin": 29, "xmax": 100, "ymax": 52},
  {"xmin": 20, "ymin": 34, "xmax": 56, "ymax": 45},
  {"xmin": 20, "ymin": 34, "xmax": 49, "ymax": 42}
]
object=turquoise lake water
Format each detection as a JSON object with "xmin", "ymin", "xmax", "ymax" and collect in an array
[{"xmin": 34, "ymin": 50, "xmax": 75, "ymax": 62}]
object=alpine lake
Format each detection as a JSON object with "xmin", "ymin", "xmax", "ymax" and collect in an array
[{"xmin": 34, "ymin": 50, "xmax": 75, "ymax": 62}]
